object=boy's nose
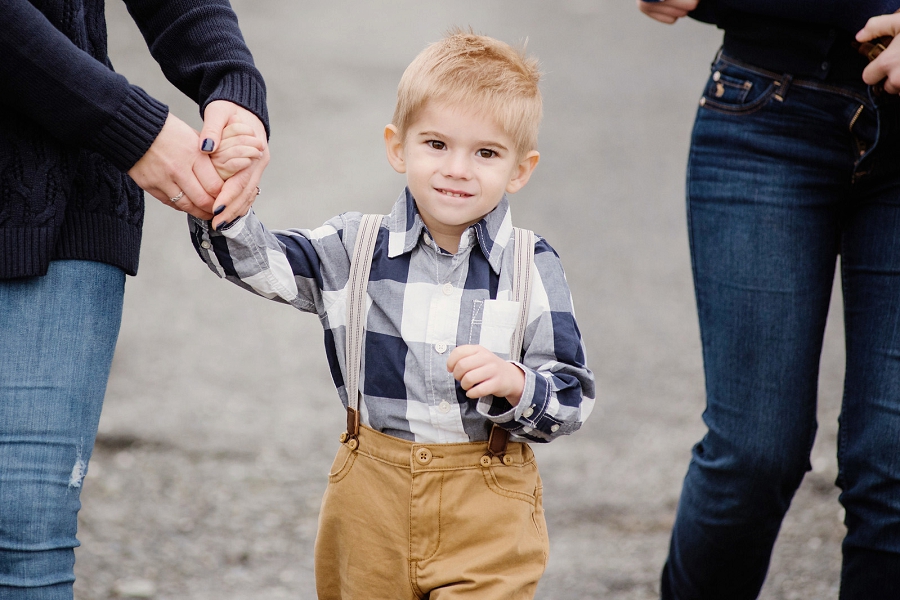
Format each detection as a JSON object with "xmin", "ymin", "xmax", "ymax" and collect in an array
[{"xmin": 441, "ymin": 151, "xmax": 472, "ymax": 179}]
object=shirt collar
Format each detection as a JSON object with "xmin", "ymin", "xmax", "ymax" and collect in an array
[{"xmin": 385, "ymin": 187, "xmax": 514, "ymax": 274}]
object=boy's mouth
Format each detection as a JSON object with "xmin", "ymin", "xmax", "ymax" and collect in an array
[{"xmin": 435, "ymin": 187, "xmax": 472, "ymax": 198}]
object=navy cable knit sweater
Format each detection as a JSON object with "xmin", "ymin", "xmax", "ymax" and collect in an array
[{"xmin": 0, "ymin": 0, "xmax": 269, "ymax": 278}]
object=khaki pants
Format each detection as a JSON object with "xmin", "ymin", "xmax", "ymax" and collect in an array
[{"xmin": 314, "ymin": 425, "xmax": 550, "ymax": 599}]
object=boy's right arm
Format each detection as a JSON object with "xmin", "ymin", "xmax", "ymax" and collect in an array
[{"xmin": 188, "ymin": 210, "xmax": 351, "ymax": 315}]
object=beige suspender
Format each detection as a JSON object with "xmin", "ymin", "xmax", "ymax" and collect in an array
[
  {"xmin": 343, "ymin": 216, "xmax": 535, "ymax": 459},
  {"xmin": 509, "ymin": 226, "xmax": 535, "ymax": 363},
  {"xmin": 344, "ymin": 214, "xmax": 383, "ymax": 441},
  {"xmin": 487, "ymin": 226, "xmax": 534, "ymax": 459}
]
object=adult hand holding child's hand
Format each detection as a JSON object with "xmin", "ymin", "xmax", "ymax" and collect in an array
[
  {"xmin": 208, "ymin": 118, "xmax": 266, "ymax": 228},
  {"xmin": 126, "ymin": 100, "xmax": 269, "ymax": 226},
  {"xmin": 447, "ymin": 345, "xmax": 526, "ymax": 406},
  {"xmin": 201, "ymin": 101, "xmax": 270, "ymax": 230}
]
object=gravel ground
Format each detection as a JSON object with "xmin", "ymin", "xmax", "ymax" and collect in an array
[{"xmin": 74, "ymin": 2, "xmax": 847, "ymax": 598}]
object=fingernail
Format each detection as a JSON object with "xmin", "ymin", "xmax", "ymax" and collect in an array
[
  {"xmin": 201, "ymin": 138, "xmax": 215, "ymax": 152},
  {"xmin": 213, "ymin": 205, "xmax": 226, "ymax": 216},
  {"xmin": 215, "ymin": 220, "xmax": 229, "ymax": 232}
]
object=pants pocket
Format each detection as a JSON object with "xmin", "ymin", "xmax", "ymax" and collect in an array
[
  {"xmin": 327, "ymin": 443, "xmax": 357, "ymax": 483},
  {"xmin": 481, "ymin": 459, "xmax": 540, "ymax": 506}
]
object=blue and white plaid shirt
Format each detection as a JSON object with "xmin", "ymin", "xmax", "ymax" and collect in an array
[{"xmin": 189, "ymin": 188, "xmax": 595, "ymax": 444}]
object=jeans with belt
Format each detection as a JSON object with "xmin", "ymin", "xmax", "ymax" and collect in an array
[
  {"xmin": 0, "ymin": 260, "xmax": 125, "ymax": 599},
  {"xmin": 661, "ymin": 52, "xmax": 900, "ymax": 600}
]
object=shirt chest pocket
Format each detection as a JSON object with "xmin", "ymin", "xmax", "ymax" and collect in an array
[{"xmin": 470, "ymin": 299, "xmax": 520, "ymax": 357}]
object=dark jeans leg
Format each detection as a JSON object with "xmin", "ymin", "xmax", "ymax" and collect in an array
[
  {"xmin": 661, "ymin": 55, "xmax": 868, "ymax": 599},
  {"xmin": 837, "ymin": 132, "xmax": 900, "ymax": 599}
]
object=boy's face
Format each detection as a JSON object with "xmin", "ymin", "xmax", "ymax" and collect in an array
[{"xmin": 384, "ymin": 101, "xmax": 539, "ymax": 252}]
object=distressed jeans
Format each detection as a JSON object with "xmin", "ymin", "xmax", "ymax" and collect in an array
[
  {"xmin": 0, "ymin": 260, "xmax": 124, "ymax": 599},
  {"xmin": 661, "ymin": 53, "xmax": 900, "ymax": 600}
]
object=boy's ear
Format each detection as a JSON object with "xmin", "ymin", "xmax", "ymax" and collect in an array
[
  {"xmin": 384, "ymin": 124, "xmax": 407, "ymax": 174},
  {"xmin": 506, "ymin": 151, "xmax": 540, "ymax": 194}
]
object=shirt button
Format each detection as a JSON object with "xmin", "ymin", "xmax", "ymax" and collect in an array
[
  {"xmin": 712, "ymin": 71, "xmax": 721, "ymax": 82},
  {"xmin": 550, "ymin": 424, "xmax": 560, "ymax": 433},
  {"xmin": 435, "ymin": 342, "xmax": 447, "ymax": 354},
  {"xmin": 442, "ymin": 282, "xmax": 454, "ymax": 295},
  {"xmin": 438, "ymin": 400, "xmax": 451, "ymax": 413},
  {"xmin": 200, "ymin": 240, "xmax": 211, "ymax": 249},
  {"xmin": 820, "ymin": 61, "xmax": 830, "ymax": 71},
  {"xmin": 423, "ymin": 233, "xmax": 432, "ymax": 245},
  {"xmin": 523, "ymin": 406, "xmax": 535, "ymax": 418},
  {"xmin": 415, "ymin": 447, "xmax": 433, "ymax": 465}
]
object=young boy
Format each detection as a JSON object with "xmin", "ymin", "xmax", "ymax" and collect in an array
[{"xmin": 191, "ymin": 31, "xmax": 595, "ymax": 599}]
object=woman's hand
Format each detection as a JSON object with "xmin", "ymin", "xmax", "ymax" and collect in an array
[
  {"xmin": 199, "ymin": 101, "xmax": 270, "ymax": 230},
  {"xmin": 858, "ymin": 13, "xmax": 900, "ymax": 94},
  {"xmin": 127, "ymin": 113, "xmax": 221, "ymax": 219},
  {"xmin": 637, "ymin": 0, "xmax": 700, "ymax": 25}
]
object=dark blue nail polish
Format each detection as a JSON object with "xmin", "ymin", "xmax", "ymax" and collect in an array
[
  {"xmin": 215, "ymin": 220, "xmax": 230, "ymax": 232},
  {"xmin": 201, "ymin": 138, "xmax": 215, "ymax": 152},
  {"xmin": 213, "ymin": 205, "xmax": 225, "ymax": 216}
]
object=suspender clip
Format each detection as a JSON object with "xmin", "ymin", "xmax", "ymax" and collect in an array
[
  {"xmin": 346, "ymin": 406, "xmax": 360, "ymax": 440},
  {"xmin": 487, "ymin": 425, "xmax": 510, "ymax": 460}
]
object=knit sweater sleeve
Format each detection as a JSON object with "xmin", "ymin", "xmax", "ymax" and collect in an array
[
  {"xmin": 123, "ymin": 0, "xmax": 269, "ymax": 136},
  {"xmin": 0, "ymin": 0, "xmax": 268, "ymax": 174},
  {"xmin": 0, "ymin": 0, "xmax": 170, "ymax": 172}
]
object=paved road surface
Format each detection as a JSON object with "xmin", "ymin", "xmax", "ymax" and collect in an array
[{"xmin": 74, "ymin": 2, "xmax": 848, "ymax": 598}]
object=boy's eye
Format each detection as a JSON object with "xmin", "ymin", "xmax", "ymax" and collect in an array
[
  {"xmin": 427, "ymin": 140, "xmax": 445, "ymax": 150},
  {"xmin": 477, "ymin": 149, "xmax": 496, "ymax": 159}
]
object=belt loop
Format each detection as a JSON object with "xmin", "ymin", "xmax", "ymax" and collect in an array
[{"xmin": 774, "ymin": 74, "xmax": 792, "ymax": 102}]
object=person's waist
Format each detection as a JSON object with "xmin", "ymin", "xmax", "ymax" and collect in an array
[
  {"xmin": 721, "ymin": 16, "xmax": 869, "ymax": 83},
  {"xmin": 352, "ymin": 424, "xmax": 533, "ymax": 471}
]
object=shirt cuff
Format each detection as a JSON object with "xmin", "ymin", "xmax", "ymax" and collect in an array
[{"xmin": 477, "ymin": 362, "xmax": 574, "ymax": 440}]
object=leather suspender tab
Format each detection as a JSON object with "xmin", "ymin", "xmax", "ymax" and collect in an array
[
  {"xmin": 346, "ymin": 406, "xmax": 360, "ymax": 438},
  {"xmin": 487, "ymin": 425, "xmax": 510, "ymax": 458}
]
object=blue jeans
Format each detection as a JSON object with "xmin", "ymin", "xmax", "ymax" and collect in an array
[
  {"xmin": 0, "ymin": 260, "xmax": 125, "ymax": 599},
  {"xmin": 661, "ymin": 53, "xmax": 900, "ymax": 600}
]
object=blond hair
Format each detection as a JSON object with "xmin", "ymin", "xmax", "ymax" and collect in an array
[{"xmin": 392, "ymin": 30, "xmax": 542, "ymax": 157}]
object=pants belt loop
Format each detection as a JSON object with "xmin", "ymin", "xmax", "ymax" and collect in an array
[{"xmin": 774, "ymin": 74, "xmax": 792, "ymax": 102}]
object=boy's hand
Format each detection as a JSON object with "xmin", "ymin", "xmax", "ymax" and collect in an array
[
  {"xmin": 858, "ymin": 12, "xmax": 900, "ymax": 94},
  {"xmin": 447, "ymin": 345, "xmax": 525, "ymax": 406},
  {"xmin": 210, "ymin": 121, "xmax": 266, "ymax": 180},
  {"xmin": 208, "ymin": 119, "xmax": 266, "ymax": 226},
  {"xmin": 201, "ymin": 101, "xmax": 270, "ymax": 230},
  {"xmin": 637, "ymin": 0, "xmax": 699, "ymax": 25}
]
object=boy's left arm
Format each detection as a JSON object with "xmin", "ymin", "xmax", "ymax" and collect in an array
[{"xmin": 450, "ymin": 237, "xmax": 596, "ymax": 443}]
